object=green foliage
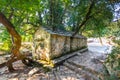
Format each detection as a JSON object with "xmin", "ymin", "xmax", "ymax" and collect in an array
[
  {"xmin": 104, "ymin": 74, "xmax": 119, "ymax": 80},
  {"xmin": 82, "ymin": 0, "xmax": 113, "ymax": 37},
  {"xmin": 106, "ymin": 46, "xmax": 120, "ymax": 69},
  {"xmin": 0, "ymin": 0, "xmax": 113, "ymax": 36},
  {"xmin": 0, "ymin": 27, "xmax": 10, "ymax": 42},
  {"xmin": 106, "ymin": 22, "xmax": 120, "ymax": 80},
  {"xmin": 0, "ymin": 39, "xmax": 11, "ymax": 51},
  {"xmin": 0, "ymin": 27, "xmax": 11, "ymax": 51},
  {"xmin": 105, "ymin": 47, "xmax": 120, "ymax": 79},
  {"xmin": 0, "ymin": 0, "xmax": 42, "ymax": 50},
  {"xmin": 63, "ymin": 0, "xmax": 113, "ymax": 35}
]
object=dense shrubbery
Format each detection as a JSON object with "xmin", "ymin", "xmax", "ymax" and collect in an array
[{"xmin": 105, "ymin": 38, "xmax": 120, "ymax": 79}]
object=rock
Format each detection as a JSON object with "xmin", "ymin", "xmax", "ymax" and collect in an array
[
  {"xmin": 28, "ymin": 67, "xmax": 40, "ymax": 76},
  {"xmin": 8, "ymin": 78, "xmax": 18, "ymax": 80}
]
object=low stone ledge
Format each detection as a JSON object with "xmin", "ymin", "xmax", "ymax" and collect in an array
[{"xmin": 53, "ymin": 48, "xmax": 88, "ymax": 66}]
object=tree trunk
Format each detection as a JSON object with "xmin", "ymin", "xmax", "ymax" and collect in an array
[
  {"xmin": 0, "ymin": 12, "xmax": 24, "ymax": 71},
  {"xmin": 0, "ymin": 12, "xmax": 37, "ymax": 72},
  {"xmin": 0, "ymin": 12, "xmax": 21, "ymax": 57}
]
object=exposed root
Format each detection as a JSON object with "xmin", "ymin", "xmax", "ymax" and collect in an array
[
  {"xmin": 0, "ymin": 62, "xmax": 6, "ymax": 68},
  {"xmin": 0, "ymin": 54, "xmax": 35, "ymax": 72},
  {"xmin": 22, "ymin": 57, "xmax": 35, "ymax": 66}
]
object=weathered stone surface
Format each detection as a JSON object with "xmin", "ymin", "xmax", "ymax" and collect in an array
[
  {"xmin": 33, "ymin": 27, "xmax": 87, "ymax": 60},
  {"xmin": 64, "ymin": 37, "xmax": 71, "ymax": 53},
  {"xmin": 33, "ymin": 27, "xmax": 51, "ymax": 60},
  {"xmin": 51, "ymin": 35, "xmax": 66, "ymax": 58}
]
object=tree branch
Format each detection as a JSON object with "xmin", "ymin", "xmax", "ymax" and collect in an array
[{"xmin": 72, "ymin": 0, "xmax": 95, "ymax": 36}]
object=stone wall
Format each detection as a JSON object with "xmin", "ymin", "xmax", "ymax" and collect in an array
[
  {"xmin": 50, "ymin": 35, "xmax": 87, "ymax": 59},
  {"xmin": 50, "ymin": 35, "xmax": 69, "ymax": 58},
  {"xmin": 33, "ymin": 27, "xmax": 87, "ymax": 61},
  {"xmin": 33, "ymin": 27, "xmax": 51, "ymax": 60}
]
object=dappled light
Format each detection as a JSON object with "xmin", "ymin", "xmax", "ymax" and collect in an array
[{"xmin": 0, "ymin": 0, "xmax": 120, "ymax": 80}]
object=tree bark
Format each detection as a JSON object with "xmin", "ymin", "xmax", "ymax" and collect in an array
[
  {"xmin": 0, "ymin": 12, "xmax": 21, "ymax": 57},
  {"xmin": 0, "ymin": 12, "xmax": 23, "ymax": 71}
]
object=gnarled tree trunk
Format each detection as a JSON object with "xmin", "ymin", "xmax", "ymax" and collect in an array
[
  {"xmin": 0, "ymin": 12, "xmax": 21, "ymax": 57},
  {"xmin": 0, "ymin": 12, "xmax": 32, "ymax": 72}
]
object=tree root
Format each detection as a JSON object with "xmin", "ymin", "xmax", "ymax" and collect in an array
[
  {"xmin": 0, "ymin": 62, "xmax": 6, "ymax": 68},
  {"xmin": 0, "ymin": 54, "xmax": 35, "ymax": 72},
  {"xmin": 22, "ymin": 57, "xmax": 35, "ymax": 66}
]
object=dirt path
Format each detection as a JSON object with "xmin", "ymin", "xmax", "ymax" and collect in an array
[{"xmin": 0, "ymin": 38, "xmax": 112, "ymax": 80}]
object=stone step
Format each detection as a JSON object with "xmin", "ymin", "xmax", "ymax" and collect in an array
[{"xmin": 64, "ymin": 61, "xmax": 99, "ymax": 80}]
